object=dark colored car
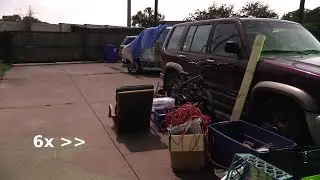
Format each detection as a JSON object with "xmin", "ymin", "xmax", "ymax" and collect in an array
[
  {"xmin": 119, "ymin": 36, "xmax": 136, "ymax": 63},
  {"xmin": 160, "ymin": 18, "xmax": 320, "ymax": 146}
]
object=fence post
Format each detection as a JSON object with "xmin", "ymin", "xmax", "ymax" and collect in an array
[{"xmin": 83, "ymin": 31, "xmax": 87, "ymax": 60}]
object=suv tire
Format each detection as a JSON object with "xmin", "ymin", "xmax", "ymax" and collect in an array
[
  {"xmin": 166, "ymin": 72, "xmax": 181, "ymax": 96},
  {"xmin": 127, "ymin": 60, "xmax": 141, "ymax": 74},
  {"xmin": 250, "ymin": 98, "xmax": 312, "ymax": 145},
  {"xmin": 199, "ymin": 88, "xmax": 216, "ymax": 121}
]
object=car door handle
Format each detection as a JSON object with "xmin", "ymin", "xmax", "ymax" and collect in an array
[
  {"xmin": 178, "ymin": 54, "xmax": 186, "ymax": 59},
  {"xmin": 219, "ymin": 63, "xmax": 232, "ymax": 65},
  {"xmin": 206, "ymin": 59, "xmax": 215, "ymax": 63},
  {"xmin": 216, "ymin": 63, "xmax": 235, "ymax": 68}
]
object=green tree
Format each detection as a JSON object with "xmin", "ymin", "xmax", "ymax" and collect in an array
[
  {"xmin": 0, "ymin": 15, "xmax": 42, "ymax": 23},
  {"xmin": 185, "ymin": 2, "xmax": 235, "ymax": 21},
  {"xmin": 282, "ymin": 7, "xmax": 320, "ymax": 23},
  {"xmin": 239, "ymin": 1, "xmax": 278, "ymax": 18},
  {"xmin": 0, "ymin": 6, "xmax": 43, "ymax": 24},
  {"xmin": 1, "ymin": 14, "xmax": 22, "ymax": 22},
  {"xmin": 21, "ymin": 6, "xmax": 46, "ymax": 31},
  {"xmin": 282, "ymin": 9, "xmax": 302, "ymax": 22},
  {"xmin": 282, "ymin": 7, "xmax": 320, "ymax": 40},
  {"xmin": 132, "ymin": 7, "xmax": 165, "ymax": 28},
  {"xmin": 305, "ymin": 7, "xmax": 320, "ymax": 23}
]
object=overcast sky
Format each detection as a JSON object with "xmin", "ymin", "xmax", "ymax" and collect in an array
[{"xmin": 0, "ymin": 0, "xmax": 319, "ymax": 26}]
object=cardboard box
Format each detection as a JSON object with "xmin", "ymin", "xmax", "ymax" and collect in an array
[{"xmin": 169, "ymin": 134, "xmax": 205, "ymax": 171}]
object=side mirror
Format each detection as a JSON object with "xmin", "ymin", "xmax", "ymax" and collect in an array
[{"xmin": 225, "ymin": 41, "xmax": 240, "ymax": 54}]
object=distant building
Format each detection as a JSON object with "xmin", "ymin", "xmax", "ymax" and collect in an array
[
  {"xmin": 0, "ymin": 21, "xmax": 133, "ymax": 32},
  {"xmin": 0, "ymin": 21, "xmax": 25, "ymax": 31}
]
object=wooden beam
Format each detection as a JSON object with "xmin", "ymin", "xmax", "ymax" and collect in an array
[{"xmin": 230, "ymin": 34, "xmax": 266, "ymax": 121}]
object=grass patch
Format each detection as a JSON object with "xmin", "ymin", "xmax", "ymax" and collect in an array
[{"xmin": 0, "ymin": 63, "xmax": 10, "ymax": 79}]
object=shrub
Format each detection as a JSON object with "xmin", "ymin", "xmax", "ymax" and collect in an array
[{"xmin": 0, "ymin": 63, "xmax": 10, "ymax": 79}]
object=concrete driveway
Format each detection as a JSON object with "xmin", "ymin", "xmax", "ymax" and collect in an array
[{"xmin": 0, "ymin": 63, "xmax": 214, "ymax": 180}]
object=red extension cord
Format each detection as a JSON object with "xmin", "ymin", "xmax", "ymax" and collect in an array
[{"xmin": 164, "ymin": 103, "xmax": 211, "ymax": 132}]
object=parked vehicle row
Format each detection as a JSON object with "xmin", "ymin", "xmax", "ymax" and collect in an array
[{"xmin": 160, "ymin": 17, "xmax": 320, "ymax": 146}]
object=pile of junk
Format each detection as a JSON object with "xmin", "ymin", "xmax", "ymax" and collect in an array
[
  {"xmin": 109, "ymin": 34, "xmax": 320, "ymax": 180},
  {"xmin": 151, "ymin": 85, "xmax": 320, "ymax": 180},
  {"xmin": 108, "ymin": 82, "xmax": 320, "ymax": 180}
]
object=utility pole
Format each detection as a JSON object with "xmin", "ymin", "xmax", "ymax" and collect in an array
[
  {"xmin": 298, "ymin": 0, "xmax": 306, "ymax": 23},
  {"xmin": 127, "ymin": 0, "xmax": 131, "ymax": 27},
  {"xmin": 154, "ymin": 0, "xmax": 158, "ymax": 26}
]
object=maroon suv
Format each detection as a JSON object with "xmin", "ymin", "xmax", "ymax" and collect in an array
[{"xmin": 160, "ymin": 18, "xmax": 320, "ymax": 146}]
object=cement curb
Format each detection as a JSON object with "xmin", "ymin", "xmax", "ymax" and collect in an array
[{"xmin": 12, "ymin": 61, "xmax": 105, "ymax": 67}]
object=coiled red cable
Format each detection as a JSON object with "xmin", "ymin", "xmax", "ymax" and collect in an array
[{"xmin": 164, "ymin": 103, "xmax": 211, "ymax": 132}]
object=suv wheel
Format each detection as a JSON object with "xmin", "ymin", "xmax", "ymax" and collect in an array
[
  {"xmin": 199, "ymin": 88, "xmax": 216, "ymax": 121},
  {"xmin": 166, "ymin": 72, "xmax": 181, "ymax": 97},
  {"xmin": 127, "ymin": 60, "xmax": 141, "ymax": 74},
  {"xmin": 250, "ymin": 98, "xmax": 312, "ymax": 145}
]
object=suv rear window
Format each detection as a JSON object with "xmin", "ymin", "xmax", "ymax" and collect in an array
[
  {"xmin": 183, "ymin": 26, "xmax": 197, "ymax": 51},
  {"xmin": 167, "ymin": 26, "xmax": 186, "ymax": 50}
]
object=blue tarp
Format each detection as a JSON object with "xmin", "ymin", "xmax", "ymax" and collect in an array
[{"xmin": 129, "ymin": 24, "xmax": 169, "ymax": 59}]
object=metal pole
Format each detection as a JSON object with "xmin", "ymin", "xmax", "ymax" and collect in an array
[
  {"xmin": 154, "ymin": 0, "xmax": 158, "ymax": 26},
  {"xmin": 127, "ymin": 0, "xmax": 131, "ymax": 27},
  {"xmin": 298, "ymin": 0, "xmax": 306, "ymax": 23}
]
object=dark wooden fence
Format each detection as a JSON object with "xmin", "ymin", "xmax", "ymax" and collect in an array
[
  {"xmin": 0, "ymin": 27, "xmax": 143, "ymax": 63},
  {"xmin": 1, "ymin": 24, "xmax": 319, "ymax": 64}
]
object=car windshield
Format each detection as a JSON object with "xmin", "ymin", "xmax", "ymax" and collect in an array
[
  {"xmin": 121, "ymin": 37, "xmax": 135, "ymax": 45},
  {"xmin": 125, "ymin": 37, "xmax": 135, "ymax": 44},
  {"xmin": 242, "ymin": 20, "xmax": 320, "ymax": 54}
]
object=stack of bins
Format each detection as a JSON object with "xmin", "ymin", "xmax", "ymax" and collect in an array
[
  {"xmin": 207, "ymin": 120, "xmax": 297, "ymax": 169},
  {"xmin": 152, "ymin": 97, "xmax": 175, "ymax": 132}
]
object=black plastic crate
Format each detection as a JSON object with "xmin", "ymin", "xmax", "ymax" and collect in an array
[
  {"xmin": 267, "ymin": 147, "xmax": 320, "ymax": 179},
  {"xmin": 208, "ymin": 121, "xmax": 297, "ymax": 168}
]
